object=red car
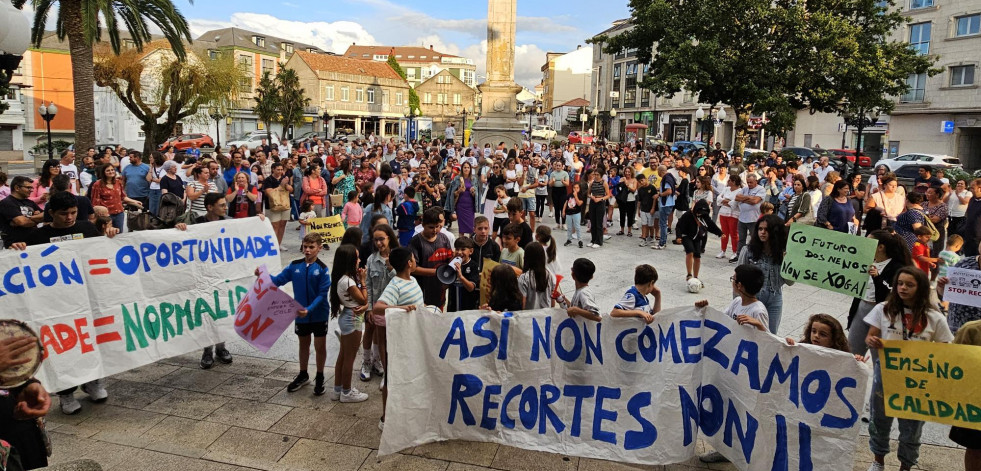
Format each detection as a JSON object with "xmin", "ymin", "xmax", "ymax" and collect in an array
[
  {"xmin": 829, "ymin": 148, "xmax": 871, "ymax": 168},
  {"xmin": 158, "ymin": 133, "xmax": 215, "ymax": 151},
  {"xmin": 568, "ymin": 131, "xmax": 593, "ymax": 144}
]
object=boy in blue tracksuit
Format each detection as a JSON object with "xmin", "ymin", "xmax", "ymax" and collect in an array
[{"xmin": 269, "ymin": 232, "xmax": 332, "ymax": 396}]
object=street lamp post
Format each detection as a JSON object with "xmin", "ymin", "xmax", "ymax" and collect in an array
[
  {"xmin": 715, "ymin": 107, "xmax": 727, "ymax": 149},
  {"xmin": 592, "ymin": 108, "xmax": 599, "ymax": 138},
  {"xmin": 321, "ymin": 112, "xmax": 332, "ymax": 138},
  {"xmin": 0, "ymin": 1, "xmax": 31, "ymax": 94},
  {"xmin": 695, "ymin": 106, "xmax": 706, "ymax": 143},
  {"xmin": 608, "ymin": 108, "xmax": 617, "ymax": 141},
  {"xmin": 209, "ymin": 108, "xmax": 225, "ymax": 149},
  {"xmin": 38, "ymin": 103, "xmax": 58, "ymax": 159}
]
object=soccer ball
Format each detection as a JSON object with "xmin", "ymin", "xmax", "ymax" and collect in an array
[{"xmin": 687, "ymin": 278, "xmax": 703, "ymax": 293}]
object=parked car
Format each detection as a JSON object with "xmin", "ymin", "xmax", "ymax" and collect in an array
[
  {"xmin": 728, "ymin": 147, "xmax": 766, "ymax": 160},
  {"xmin": 671, "ymin": 141, "xmax": 707, "ymax": 154},
  {"xmin": 875, "ymin": 153, "xmax": 962, "ymax": 172},
  {"xmin": 225, "ymin": 132, "xmax": 281, "ymax": 150},
  {"xmin": 530, "ymin": 125, "xmax": 557, "ymax": 140},
  {"xmin": 827, "ymin": 148, "xmax": 872, "ymax": 168},
  {"xmin": 157, "ymin": 134, "xmax": 214, "ymax": 151},
  {"xmin": 644, "ymin": 136, "xmax": 668, "ymax": 148},
  {"xmin": 781, "ymin": 146, "xmax": 821, "ymax": 161},
  {"xmin": 567, "ymin": 131, "xmax": 593, "ymax": 144},
  {"xmin": 892, "ymin": 163, "xmax": 950, "ymax": 193}
]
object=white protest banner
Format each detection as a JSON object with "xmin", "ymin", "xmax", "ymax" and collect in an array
[
  {"xmin": 381, "ymin": 307, "xmax": 869, "ymax": 470},
  {"xmin": 233, "ymin": 264, "xmax": 303, "ymax": 353},
  {"xmin": 0, "ymin": 218, "xmax": 281, "ymax": 391},
  {"xmin": 943, "ymin": 267, "xmax": 981, "ymax": 308}
]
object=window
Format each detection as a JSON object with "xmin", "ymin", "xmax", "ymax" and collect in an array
[
  {"xmin": 596, "ymin": 66, "xmax": 602, "ymax": 84},
  {"xmin": 453, "ymin": 93, "xmax": 461, "ymax": 105},
  {"xmin": 625, "ymin": 62, "xmax": 637, "ymax": 75},
  {"xmin": 356, "ymin": 88, "xmax": 364, "ymax": 102},
  {"xmin": 362, "ymin": 54, "xmax": 369, "ymax": 58},
  {"xmin": 420, "ymin": 55, "xmax": 427, "ymax": 59},
  {"xmin": 909, "ymin": 0, "xmax": 932, "ymax": 9},
  {"xmin": 437, "ymin": 93, "xmax": 446, "ymax": 104},
  {"xmin": 396, "ymin": 92, "xmax": 404, "ymax": 105},
  {"xmin": 252, "ymin": 36, "xmax": 265, "ymax": 48},
  {"xmin": 262, "ymin": 59, "xmax": 274, "ymax": 75},
  {"xmin": 282, "ymin": 43, "xmax": 294, "ymax": 54},
  {"xmin": 902, "ymin": 73, "xmax": 926, "ymax": 102},
  {"xmin": 909, "ymin": 23, "xmax": 931, "ymax": 55},
  {"xmin": 123, "ymin": 39, "xmax": 135, "ymax": 49},
  {"xmin": 341, "ymin": 87, "xmax": 350, "ymax": 102},
  {"xmin": 238, "ymin": 55, "xmax": 252, "ymax": 67},
  {"xmin": 624, "ymin": 89, "xmax": 637, "ymax": 107},
  {"xmin": 367, "ymin": 88, "xmax": 375, "ymax": 103},
  {"xmin": 613, "ymin": 64, "xmax": 621, "ymax": 78},
  {"xmin": 239, "ymin": 77, "xmax": 251, "ymax": 93},
  {"xmin": 373, "ymin": 55, "xmax": 388, "ymax": 61},
  {"xmin": 407, "ymin": 68, "xmax": 416, "ymax": 78},
  {"xmin": 424, "ymin": 92, "xmax": 432, "ymax": 104},
  {"xmin": 956, "ymin": 15, "xmax": 981, "ymax": 37},
  {"xmin": 382, "ymin": 90, "xmax": 388, "ymax": 104},
  {"xmin": 325, "ymin": 85, "xmax": 334, "ymax": 101},
  {"xmin": 208, "ymin": 49, "xmax": 218, "ymax": 60},
  {"xmin": 683, "ymin": 91, "xmax": 694, "ymax": 103},
  {"xmin": 395, "ymin": 55, "xmax": 402, "ymax": 58},
  {"xmin": 407, "ymin": 55, "xmax": 415, "ymax": 59},
  {"xmin": 951, "ymin": 65, "xmax": 976, "ymax": 86}
]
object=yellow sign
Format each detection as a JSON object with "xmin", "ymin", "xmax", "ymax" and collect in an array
[
  {"xmin": 307, "ymin": 215, "xmax": 346, "ymax": 244},
  {"xmin": 878, "ymin": 340, "xmax": 981, "ymax": 430}
]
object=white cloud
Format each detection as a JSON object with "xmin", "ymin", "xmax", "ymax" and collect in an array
[
  {"xmin": 462, "ymin": 40, "xmax": 545, "ymax": 90},
  {"xmin": 188, "ymin": 13, "xmax": 376, "ymax": 54}
]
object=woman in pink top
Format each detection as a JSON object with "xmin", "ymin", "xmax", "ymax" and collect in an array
[
  {"xmin": 301, "ymin": 163, "xmax": 328, "ymax": 217},
  {"xmin": 30, "ymin": 159, "xmax": 61, "ymax": 209}
]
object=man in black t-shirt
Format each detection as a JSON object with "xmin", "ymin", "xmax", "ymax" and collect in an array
[
  {"xmin": 0, "ymin": 176, "xmax": 43, "ymax": 247},
  {"xmin": 42, "ymin": 174, "xmax": 94, "ymax": 224},
  {"xmin": 10, "ymin": 191, "xmax": 119, "ymax": 415},
  {"xmin": 913, "ymin": 166, "xmax": 943, "ymax": 194}
]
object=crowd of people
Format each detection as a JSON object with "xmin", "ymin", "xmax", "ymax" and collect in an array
[{"xmin": 1, "ymin": 134, "xmax": 980, "ymax": 471}]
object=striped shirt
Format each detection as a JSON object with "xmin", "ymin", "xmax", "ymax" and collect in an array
[{"xmin": 378, "ymin": 276, "xmax": 425, "ymax": 311}]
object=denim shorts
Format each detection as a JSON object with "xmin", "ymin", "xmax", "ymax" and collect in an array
[
  {"xmin": 337, "ymin": 307, "xmax": 364, "ymax": 335},
  {"xmin": 522, "ymin": 197, "xmax": 536, "ymax": 212}
]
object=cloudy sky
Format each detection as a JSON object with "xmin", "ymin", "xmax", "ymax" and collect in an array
[{"xmin": 182, "ymin": 0, "xmax": 631, "ymax": 88}]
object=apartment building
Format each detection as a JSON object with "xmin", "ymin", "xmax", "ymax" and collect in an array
[
  {"xmin": 343, "ymin": 45, "xmax": 477, "ymax": 89},
  {"xmin": 539, "ymin": 47, "xmax": 593, "ymax": 115},
  {"xmin": 415, "ymin": 69, "xmax": 478, "ymax": 134},
  {"xmin": 285, "ymin": 51, "xmax": 411, "ymax": 138}
]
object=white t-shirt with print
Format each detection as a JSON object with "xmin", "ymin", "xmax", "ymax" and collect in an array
[
  {"xmin": 863, "ymin": 303, "xmax": 954, "ymax": 343},
  {"xmin": 722, "ymin": 297, "xmax": 769, "ymax": 329}
]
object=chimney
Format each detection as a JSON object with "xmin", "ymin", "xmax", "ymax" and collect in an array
[
  {"xmin": 577, "ymin": 44, "xmax": 581, "ymax": 50},
  {"xmin": 430, "ymin": 45, "xmax": 434, "ymax": 51}
]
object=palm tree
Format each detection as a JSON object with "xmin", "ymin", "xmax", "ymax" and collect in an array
[{"xmin": 13, "ymin": 0, "xmax": 193, "ymax": 152}]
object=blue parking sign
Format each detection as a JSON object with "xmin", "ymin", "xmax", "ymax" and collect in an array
[{"xmin": 942, "ymin": 120, "xmax": 955, "ymax": 134}]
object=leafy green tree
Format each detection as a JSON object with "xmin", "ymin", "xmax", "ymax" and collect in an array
[
  {"xmin": 253, "ymin": 70, "xmax": 279, "ymax": 144},
  {"xmin": 13, "ymin": 0, "xmax": 193, "ymax": 152},
  {"xmin": 592, "ymin": 0, "xmax": 936, "ymax": 155},
  {"xmin": 93, "ymin": 41, "xmax": 244, "ymax": 156},
  {"xmin": 275, "ymin": 66, "xmax": 309, "ymax": 140},
  {"xmin": 388, "ymin": 53, "xmax": 419, "ymax": 115}
]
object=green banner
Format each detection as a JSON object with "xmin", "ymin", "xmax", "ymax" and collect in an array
[{"xmin": 780, "ymin": 223, "xmax": 878, "ymax": 297}]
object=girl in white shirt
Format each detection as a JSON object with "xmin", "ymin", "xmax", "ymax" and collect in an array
[{"xmin": 864, "ymin": 267, "xmax": 953, "ymax": 471}]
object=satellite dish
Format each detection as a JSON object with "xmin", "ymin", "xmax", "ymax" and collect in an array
[{"xmin": 436, "ymin": 264, "xmax": 457, "ymax": 285}]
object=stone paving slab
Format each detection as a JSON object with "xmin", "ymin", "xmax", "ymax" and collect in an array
[{"xmin": 41, "ymin": 219, "xmax": 966, "ymax": 471}]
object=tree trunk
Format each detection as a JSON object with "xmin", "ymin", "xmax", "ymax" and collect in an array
[
  {"xmin": 61, "ymin": 1, "xmax": 96, "ymax": 153},
  {"xmin": 734, "ymin": 107, "xmax": 752, "ymax": 158}
]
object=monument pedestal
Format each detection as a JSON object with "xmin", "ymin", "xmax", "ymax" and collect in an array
[{"xmin": 471, "ymin": 82, "xmax": 525, "ymax": 148}]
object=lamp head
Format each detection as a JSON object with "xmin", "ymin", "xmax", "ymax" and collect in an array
[
  {"xmin": 695, "ymin": 106, "xmax": 705, "ymax": 120},
  {"xmin": 716, "ymin": 108, "xmax": 727, "ymax": 121}
]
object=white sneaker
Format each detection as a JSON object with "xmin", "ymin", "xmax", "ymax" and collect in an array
[
  {"xmin": 379, "ymin": 376, "xmax": 385, "ymax": 391},
  {"xmin": 340, "ymin": 388, "xmax": 369, "ymax": 403},
  {"xmin": 59, "ymin": 394, "xmax": 81, "ymax": 415},
  {"xmin": 359, "ymin": 358, "xmax": 372, "ymax": 381},
  {"xmin": 378, "ymin": 419, "xmax": 385, "ymax": 431},
  {"xmin": 372, "ymin": 357, "xmax": 385, "ymax": 376},
  {"xmin": 866, "ymin": 463, "xmax": 885, "ymax": 471},
  {"xmin": 591, "ymin": 243, "xmax": 601, "ymax": 248},
  {"xmin": 715, "ymin": 251, "xmax": 726, "ymax": 259},
  {"xmin": 639, "ymin": 239, "xmax": 648, "ymax": 247},
  {"xmin": 81, "ymin": 379, "xmax": 108, "ymax": 402},
  {"xmin": 327, "ymin": 388, "xmax": 341, "ymax": 401},
  {"xmin": 651, "ymin": 244, "xmax": 662, "ymax": 250},
  {"xmin": 603, "ymin": 234, "xmax": 611, "ymax": 240}
]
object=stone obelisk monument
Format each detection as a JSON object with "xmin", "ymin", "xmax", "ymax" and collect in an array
[{"xmin": 470, "ymin": 0, "xmax": 525, "ymax": 148}]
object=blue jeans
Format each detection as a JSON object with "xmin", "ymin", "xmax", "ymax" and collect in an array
[
  {"xmin": 110, "ymin": 212, "xmax": 125, "ymax": 232},
  {"xmin": 148, "ymin": 189, "xmax": 161, "ymax": 215},
  {"xmin": 565, "ymin": 213, "xmax": 582, "ymax": 242},
  {"xmin": 290, "ymin": 195, "xmax": 300, "ymax": 221},
  {"xmin": 658, "ymin": 205, "xmax": 674, "ymax": 246},
  {"xmin": 756, "ymin": 289, "xmax": 784, "ymax": 334},
  {"xmin": 869, "ymin": 354, "xmax": 924, "ymax": 467}
]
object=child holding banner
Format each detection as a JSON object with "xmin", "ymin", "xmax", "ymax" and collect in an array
[
  {"xmin": 372, "ymin": 247, "xmax": 424, "ymax": 431},
  {"xmin": 864, "ymin": 267, "xmax": 954, "ymax": 471},
  {"xmin": 270, "ymin": 233, "xmax": 333, "ymax": 397},
  {"xmin": 949, "ymin": 319, "xmax": 981, "ymax": 470}
]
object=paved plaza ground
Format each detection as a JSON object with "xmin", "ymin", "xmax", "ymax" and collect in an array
[{"xmin": 43, "ymin": 219, "xmax": 967, "ymax": 470}]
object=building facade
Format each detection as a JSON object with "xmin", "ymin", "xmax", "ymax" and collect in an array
[
  {"xmin": 343, "ymin": 45, "xmax": 477, "ymax": 89},
  {"xmin": 196, "ymin": 27, "xmax": 326, "ymax": 140},
  {"xmin": 285, "ymin": 51, "xmax": 410, "ymax": 138},
  {"xmin": 551, "ymin": 98, "xmax": 590, "ymax": 135},
  {"xmin": 590, "ymin": 20, "xmax": 734, "ymax": 146},
  {"xmin": 539, "ymin": 47, "xmax": 592, "ymax": 114},
  {"xmin": 415, "ymin": 69, "xmax": 478, "ymax": 135}
]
